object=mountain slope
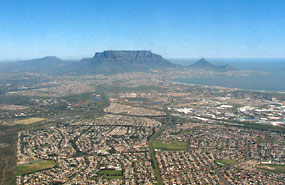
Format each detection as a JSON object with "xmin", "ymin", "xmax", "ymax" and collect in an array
[
  {"xmin": 188, "ymin": 58, "xmax": 238, "ymax": 71},
  {"xmin": 189, "ymin": 58, "xmax": 215, "ymax": 69},
  {"xmin": 0, "ymin": 56, "xmax": 70, "ymax": 74}
]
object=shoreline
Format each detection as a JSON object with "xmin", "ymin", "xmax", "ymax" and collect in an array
[{"xmin": 170, "ymin": 80, "xmax": 285, "ymax": 95}]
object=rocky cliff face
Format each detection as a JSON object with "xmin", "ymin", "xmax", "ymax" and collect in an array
[
  {"xmin": 92, "ymin": 50, "xmax": 170, "ymax": 65},
  {"xmin": 61, "ymin": 50, "xmax": 177, "ymax": 74}
]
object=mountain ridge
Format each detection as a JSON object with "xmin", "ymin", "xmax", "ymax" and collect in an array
[{"xmin": 0, "ymin": 51, "xmax": 238, "ymax": 74}]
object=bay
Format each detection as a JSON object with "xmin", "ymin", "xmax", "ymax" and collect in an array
[{"xmin": 170, "ymin": 58, "xmax": 285, "ymax": 92}]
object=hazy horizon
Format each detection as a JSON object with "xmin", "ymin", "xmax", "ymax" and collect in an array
[
  {"xmin": 2, "ymin": 55, "xmax": 285, "ymax": 64},
  {"xmin": 2, "ymin": 56, "xmax": 285, "ymax": 63}
]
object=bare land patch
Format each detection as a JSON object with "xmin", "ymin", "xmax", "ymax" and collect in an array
[{"xmin": 13, "ymin": 118, "xmax": 46, "ymax": 125}]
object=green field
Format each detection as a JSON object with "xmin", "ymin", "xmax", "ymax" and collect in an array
[
  {"xmin": 152, "ymin": 140, "xmax": 187, "ymax": 151},
  {"xmin": 16, "ymin": 160, "xmax": 56, "ymax": 176},
  {"xmin": 256, "ymin": 164, "xmax": 285, "ymax": 174},
  {"xmin": 215, "ymin": 159, "xmax": 238, "ymax": 166},
  {"xmin": 91, "ymin": 169, "xmax": 123, "ymax": 180},
  {"xmin": 180, "ymin": 130, "xmax": 192, "ymax": 134},
  {"xmin": 256, "ymin": 136, "xmax": 277, "ymax": 144},
  {"xmin": 105, "ymin": 175, "xmax": 123, "ymax": 179},
  {"xmin": 98, "ymin": 169, "xmax": 122, "ymax": 176}
]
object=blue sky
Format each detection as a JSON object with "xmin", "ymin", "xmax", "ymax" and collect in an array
[{"xmin": 0, "ymin": 0, "xmax": 285, "ymax": 60}]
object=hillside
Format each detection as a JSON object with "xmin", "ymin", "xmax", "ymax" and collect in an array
[{"xmin": 188, "ymin": 58, "xmax": 238, "ymax": 72}]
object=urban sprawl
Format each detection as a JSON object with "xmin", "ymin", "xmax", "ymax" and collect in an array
[{"xmin": 0, "ymin": 71, "xmax": 284, "ymax": 185}]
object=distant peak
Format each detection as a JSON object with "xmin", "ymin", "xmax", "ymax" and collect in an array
[
  {"xmin": 190, "ymin": 58, "xmax": 214, "ymax": 68},
  {"xmin": 197, "ymin": 58, "xmax": 209, "ymax": 63},
  {"xmin": 189, "ymin": 58, "xmax": 238, "ymax": 71}
]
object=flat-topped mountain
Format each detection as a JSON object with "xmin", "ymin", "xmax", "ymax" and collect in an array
[
  {"xmin": 188, "ymin": 58, "xmax": 238, "ymax": 72},
  {"xmin": 93, "ymin": 50, "xmax": 168, "ymax": 64},
  {"xmin": 69, "ymin": 50, "xmax": 176, "ymax": 74}
]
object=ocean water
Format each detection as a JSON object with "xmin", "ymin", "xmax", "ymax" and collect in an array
[{"xmin": 170, "ymin": 58, "xmax": 285, "ymax": 92}]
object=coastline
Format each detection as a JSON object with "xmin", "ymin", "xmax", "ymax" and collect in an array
[{"xmin": 170, "ymin": 80, "xmax": 285, "ymax": 95}]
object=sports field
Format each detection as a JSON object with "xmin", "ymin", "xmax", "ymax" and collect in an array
[{"xmin": 16, "ymin": 160, "xmax": 56, "ymax": 176}]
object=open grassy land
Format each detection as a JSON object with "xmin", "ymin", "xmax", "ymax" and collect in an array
[
  {"xmin": 98, "ymin": 169, "xmax": 122, "ymax": 176},
  {"xmin": 0, "ymin": 95, "xmax": 30, "ymax": 105},
  {"xmin": 91, "ymin": 169, "xmax": 123, "ymax": 179},
  {"xmin": 256, "ymin": 164, "xmax": 285, "ymax": 174},
  {"xmin": 256, "ymin": 136, "xmax": 277, "ymax": 144},
  {"xmin": 215, "ymin": 159, "xmax": 238, "ymax": 166},
  {"xmin": 180, "ymin": 130, "xmax": 192, "ymax": 134},
  {"xmin": 152, "ymin": 140, "xmax": 187, "ymax": 151},
  {"xmin": 105, "ymin": 175, "xmax": 123, "ymax": 179},
  {"xmin": 14, "ymin": 118, "xmax": 46, "ymax": 125},
  {"xmin": 0, "ymin": 125, "xmax": 20, "ymax": 185},
  {"xmin": 16, "ymin": 160, "xmax": 56, "ymax": 176}
]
